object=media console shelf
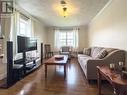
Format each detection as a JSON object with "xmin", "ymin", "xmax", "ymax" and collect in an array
[
  {"xmin": 14, "ymin": 57, "xmax": 41, "ymax": 77},
  {"xmin": 0, "ymin": 41, "xmax": 43, "ymax": 88},
  {"xmin": 25, "ymin": 57, "xmax": 41, "ymax": 74},
  {"xmin": 0, "ymin": 39, "xmax": 43, "ymax": 88}
]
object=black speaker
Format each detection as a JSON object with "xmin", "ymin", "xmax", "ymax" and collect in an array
[
  {"xmin": 41, "ymin": 43, "xmax": 43, "ymax": 63},
  {"xmin": 7, "ymin": 41, "xmax": 13, "ymax": 87}
]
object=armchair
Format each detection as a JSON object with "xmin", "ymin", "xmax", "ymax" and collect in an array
[{"xmin": 59, "ymin": 46, "xmax": 72, "ymax": 59}]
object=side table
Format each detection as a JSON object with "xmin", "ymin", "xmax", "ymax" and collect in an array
[{"xmin": 97, "ymin": 65, "xmax": 127, "ymax": 95}]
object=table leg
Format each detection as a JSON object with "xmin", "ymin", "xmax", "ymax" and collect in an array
[
  {"xmin": 45, "ymin": 65, "xmax": 47, "ymax": 78},
  {"xmin": 97, "ymin": 69, "xmax": 101, "ymax": 95},
  {"xmin": 123, "ymin": 89, "xmax": 126, "ymax": 95},
  {"xmin": 64, "ymin": 65, "xmax": 66, "ymax": 79}
]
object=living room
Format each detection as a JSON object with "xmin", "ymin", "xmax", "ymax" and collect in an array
[{"xmin": 0, "ymin": 0, "xmax": 127, "ymax": 95}]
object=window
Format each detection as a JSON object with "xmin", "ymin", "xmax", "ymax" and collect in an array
[
  {"xmin": 19, "ymin": 18, "xmax": 28, "ymax": 35},
  {"xmin": 19, "ymin": 14, "xmax": 32, "ymax": 37},
  {"xmin": 55, "ymin": 28, "xmax": 78, "ymax": 49},
  {"xmin": 59, "ymin": 31, "xmax": 74, "ymax": 46}
]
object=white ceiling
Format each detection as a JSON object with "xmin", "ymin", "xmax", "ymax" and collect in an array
[{"xmin": 16, "ymin": 0, "xmax": 109, "ymax": 27}]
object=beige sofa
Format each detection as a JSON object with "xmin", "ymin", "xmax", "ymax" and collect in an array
[{"xmin": 78, "ymin": 47, "xmax": 125, "ymax": 80}]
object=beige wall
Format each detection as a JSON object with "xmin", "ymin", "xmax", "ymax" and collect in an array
[
  {"xmin": 46, "ymin": 27, "xmax": 54, "ymax": 50},
  {"xmin": 33, "ymin": 20, "xmax": 47, "ymax": 56},
  {"xmin": 78, "ymin": 26, "xmax": 89, "ymax": 50},
  {"xmin": 88, "ymin": 0, "xmax": 127, "ymax": 63},
  {"xmin": 47, "ymin": 26, "xmax": 88, "ymax": 51}
]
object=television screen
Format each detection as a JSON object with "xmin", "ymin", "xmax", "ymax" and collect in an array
[
  {"xmin": 17, "ymin": 36, "xmax": 37, "ymax": 53},
  {"xmin": 17, "ymin": 36, "xmax": 27, "ymax": 53},
  {"xmin": 27, "ymin": 38, "xmax": 37, "ymax": 51}
]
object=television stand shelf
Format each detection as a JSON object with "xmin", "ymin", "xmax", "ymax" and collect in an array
[
  {"xmin": 14, "ymin": 57, "xmax": 41, "ymax": 77},
  {"xmin": 25, "ymin": 57, "xmax": 41, "ymax": 74}
]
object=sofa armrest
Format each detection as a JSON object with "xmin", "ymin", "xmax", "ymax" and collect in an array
[
  {"xmin": 87, "ymin": 59, "xmax": 109, "ymax": 67},
  {"xmin": 103, "ymin": 50, "xmax": 125, "ymax": 63},
  {"xmin": 86, "ymin": 59, "xmax": 111, "ymax": 79}
]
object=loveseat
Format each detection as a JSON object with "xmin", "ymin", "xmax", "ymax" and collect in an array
[{"xmin": 78, "ymin": 47, "xmax": 125, "ymax": 80}]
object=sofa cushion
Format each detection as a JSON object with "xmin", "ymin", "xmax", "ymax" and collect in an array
[
  {"xmin": 78, "ymin": 54, "xmax": 92, "ymax": 64},
  {"xmin": 83, "ymin": 48, "xmax": 91, "ymax": 56},
  {"xmin": 96, "ymin": 49, "xmax": 108, "ymax": 59},
  {"xmin": 78, "ymin": 56, "xmax": 93, "ymax": 67},
  {"xmin": 91, "ymin": 47, "xmax": 104, "ymax": 58},
  {"xmin": 78, "ymin": 54, "xmax": 90, "ymax": 58}
]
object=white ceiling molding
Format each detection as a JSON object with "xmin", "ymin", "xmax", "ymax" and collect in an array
[{"xmin": 91, "ymin": 0, "xmax": 113, "ymax": 23}]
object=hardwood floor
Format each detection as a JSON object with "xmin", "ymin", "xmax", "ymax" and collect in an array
[{"xmin": 0, "ymin": 58, "xmax": 114, "ymax": 95}]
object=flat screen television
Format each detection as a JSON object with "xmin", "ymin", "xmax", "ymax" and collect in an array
[
  {"xmin": 26, "ymin": 37, "xmax": 37, "ymax": 51},
  {"xmin": 17, "ymin": 36, "xmax": 37, "ymax": 53}
]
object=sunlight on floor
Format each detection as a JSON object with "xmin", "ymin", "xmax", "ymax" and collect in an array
[
  {"xmin": 67, "ymin": 65, "xmax": 76, "ymax": 85},
  {"xmin": 17, "ymin": 82, "xmax": 34, "ymax": 95}
]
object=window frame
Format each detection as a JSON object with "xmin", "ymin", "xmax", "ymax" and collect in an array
[
  {"xmin": 18, "ymin": 14, "xmax": 31, "ymax": 37},
  {"xmin": 59, "ymin": 31, "xmax": 74, "ymax": 46}
]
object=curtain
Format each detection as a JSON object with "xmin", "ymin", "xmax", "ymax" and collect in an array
[
  {"xmin": 54, "ymin": 28, "xmax": 79, "ymax": 50},
  {"xmin": 30, "ymin": 18, "xmax": 34, "ymax": 37},
  {"xmin": 73, "ymin": 28, "xmax": 79, "ymax": 48},
  {"xmin": 10, "ymin": 11, "xmax": 21, "ymax": 60},
  {"xmin": 54, "ymin": 29, "xmax": 61, "ymax": 50}
]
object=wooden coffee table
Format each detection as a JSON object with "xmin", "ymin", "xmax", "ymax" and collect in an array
[{"xmin": 44, "ymin": 55, "xmax": 68, "ymax": 79}]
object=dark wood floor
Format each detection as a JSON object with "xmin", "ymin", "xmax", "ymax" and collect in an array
[{"xmin": 0, "ymin": 58, "xmax": 114, "ymax": 95}]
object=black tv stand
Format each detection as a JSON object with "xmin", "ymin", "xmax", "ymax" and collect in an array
[
  {"xmin": 14, "ymin": 56, "xmax": 41, "ymax": 77},
  {"xmin": 1, "ymin": 41, "xmax": 43, "ymax": 88},
  {"xmin": 24, "ymin": 57, "xmax": 41, "ymax": 75}
]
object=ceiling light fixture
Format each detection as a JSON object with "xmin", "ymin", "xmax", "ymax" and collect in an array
[{"xmin": 60, "ymin": 0, "xmax": 67, "ymax": 18}]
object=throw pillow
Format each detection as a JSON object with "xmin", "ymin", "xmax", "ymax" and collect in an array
[
  {"xmin": 96, "ymin": 49, "xmax": 108, "ymax": 59},
  {"xmin": 83, "ymin": 48, "xmax": 91, "ymax": 56}
]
